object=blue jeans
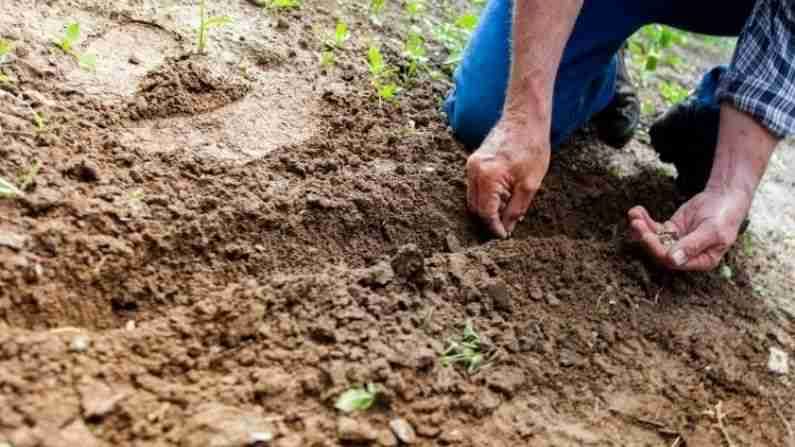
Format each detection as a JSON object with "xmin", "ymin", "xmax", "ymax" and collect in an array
[{"xmin": 444, "ymin": 0, "xmax": 754, "ymax": 149}]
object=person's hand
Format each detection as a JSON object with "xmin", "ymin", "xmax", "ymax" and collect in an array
[
  {"xmin": 627, "ymin": 187, "xmax": 752, "ymax": 271},
  {"xmin": 466, "ymin": 120, "xmax": 550, "ymax": 238}
]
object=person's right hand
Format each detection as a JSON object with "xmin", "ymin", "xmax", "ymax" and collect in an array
[{"xmin": 466, "ymin": 120, "xmax": 551, "ymax": 238}]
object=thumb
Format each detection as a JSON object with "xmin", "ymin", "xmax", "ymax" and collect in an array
[
  {"xmin": 668, "ymin": 224, "xmax": 720, "ymax": 271},
  {"xmin": 501, "ymin": 181, "xmax": 537, "ymax": 236}
]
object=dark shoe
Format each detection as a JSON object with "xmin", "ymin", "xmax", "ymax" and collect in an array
[
  {"xmin": 649, "ymin": 98, "xmax": 720, "ymax": 199},
  {"xmin": 592, "ymin": 48, "xmax": 641, "ymax": 149}
]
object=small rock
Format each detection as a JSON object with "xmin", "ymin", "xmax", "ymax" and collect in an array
[
  {"xmin": 0, "ymin": 232, "xmax": 28, "ymax": 251},
  {"xmin": 481, "ymin": 279, "xmax": 512, "ymax": 312},
  {"xmin": 361, "ymin": 261, "xmax": 395, "ymax": 287},
  {"xmin": 128, "ymin": 55, "xmax": 141, "ymax": 65},
  {"xmin": 71, "ymin": 160, "xmax": 100, "ymax": 183},
  {"xmin": 125, "ymin": 320, "xmax": 136, "ymax": 331},
  {"xmin": 545, "ymin": 293, "xmax": 561, "ymax": 306},
  {"xmin": 768, "ymin": 347, "xmax": 789, "ymax": 375},
  {"xmin": 249, "ymin": 431, "xmax": 274, "ymax": 443},
  {"xmin": 376, "ymin": 429, "xmax": 398, "ymax": 446},
  {"xmin": 337, "ymin": 417, "xmax": 377, "ymax": 443},
  {"xmin": 391, "ymin": 244, "xmax": 425, "ymax": 280},
  {"xmin": 70, "ymin": 335, "xmax": 90, "ymax": 352},
  {"xmin": 529, "ymin": 288, "xmax": 543, "ymax": 301},
  {"xmin": 445, "ymin": 233, "xmax": 462, "ymax": 253},
  {"xmin": 414, "ymin": 348, "xmax": 436, "ymax": 370},
  {"xmin": 439, "ymin": 427, "xmax": 464, "ymax": 444},
  {"xmin": 559, "ymin": 349, "xmax": 578, "ymax": 368},
  {"xmin": 179, "ymin": 403, "xmax": 277, "ymax": 447},
  {"xmin": 389, "ymin": 418, "xmax": 416, "ymax": 444},
  {"xmin": 80, "ymin": 382, "xmax": 128, "ymax": 419}
]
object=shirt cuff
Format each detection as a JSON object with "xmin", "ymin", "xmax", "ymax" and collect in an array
[{"xmin": 716, "ymin": 70, "xmax": 792, "ymax": 139}]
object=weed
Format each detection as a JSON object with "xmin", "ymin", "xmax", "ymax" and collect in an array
[
  {"xmin": 332, "ymin": 22, "xmax": 350, "ymax": 48},
  {"xmin": 32, "ymin": 111, "xmax": 46, "ymax": 131},
  {"xmin": 53, "ymin": 22, "xmax": 97, "ymax": 71},
  {"xmin": 628, "ymin": 25, "xmax": 687, "ymax": 74},
  {"xmin": 441, "ymin": 320, "xmax": 488, "ymax": 374},
  {"xmin": 404, "ymin": 0, "xmax": 425, "ymax": 20},
  {"xmin": 433, "ymin": 13, "xmax": 478, "ymax": 67},
  {"xmin": 370, "ymin": 0, "xmax": 386, "ymax": 15},
  {"xmin": 367, "ymin": 44, "xmax": 399, "ymax": 103},
  {"xmin": 0, "ymin": 176, "xmax": 22, "ymax": 198},
  {"xmin": 260, "ymin": 0, "xmax": 300, "ymax": 9},
  {"xmin": 719, "ymin": 264, "xmax": 734, "ymax": 281},
  {"xmin": 658, "ymin": 80, "xmax": 689, "ymax": 105},
  {"xmin": 17, "ymin": 160, "xmax": 40, "ymax": 192},
  {"xmin": 335, "ymin": 383, "xmax": 378, "ymax": 413},
  {"xmin": 319, "ymin": 50, "xmax": 335, "ymax": 67},
  {"xmin": 0, "ymin": 38, "xmax": 13, "ymax": 60},
  {"xmin": 403, "ymin": 30, "xmax": 427, "ymax": 76},
  {"xmin": 197, "ymin": 0, "xmax": 231, "ymax": 53}
]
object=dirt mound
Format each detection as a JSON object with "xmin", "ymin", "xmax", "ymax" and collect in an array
[
  {"xmin": 129, "ymin": 54, "xmax": 251, "ymax": 120},
  {"xmin": 1, "ymin": 0, "xmax": 794, "ymax": 446}
]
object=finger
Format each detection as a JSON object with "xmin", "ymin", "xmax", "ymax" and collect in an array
[
  {"xmin": 632, "ymin": 219, "xmax": 670, "ymax": 263},
  {"xmin": 668, "ymin": 225, "xmax": 725, "ymax": 271},
  {"xmin": 501, "ymin": 181, "xmax": 537, "ymax": 236},
  {"xmin": 627, "ymin": 206, "xmax": 663, "ymax": 234},
  {"xmin": 474, "ymin": 182, "xmax": 508, "ymax": 239}
]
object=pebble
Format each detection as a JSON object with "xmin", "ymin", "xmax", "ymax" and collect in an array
[
  {"xmin": 389, "ymin": 418, "xmax": 417, "ymax": 444},
  {"xmin": 337, "ymin": 417, "xmax": 377, "ymax": 443},
  {"xmin": 125, "ymin": 320, "xmax": 136, "ymax": 331},
  {"xmin": 481, "ymin": 279, "xmax": 512, "ymax": 312},
  {"xmin": 546, "ymin": 293, "xmax": 561, "ymax": 306},
  {"xmin": 376, "ymin": 429, "xmax": 398, "ymax": 446},
  {"xmin": 0, "ymin": 232, "xmax": 28, "ymax": 251},
  {"xmin": 445, "ymin": 233, "xmax": 462, "ymax": 253},
  {"xmin": 768, "ymin": 347, "xmax": 789, "ymax": 375},
  {"xmin": 70, "ymin": 335, "xmax": 90, "ymax": 352},
  {"xmin": 362, "ymin": 261, "xmax": 395, "ymax": 287}
]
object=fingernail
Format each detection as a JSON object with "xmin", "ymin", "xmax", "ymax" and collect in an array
[{"xmin": 671, "ymin": 249, "xmax": 687, "ymax": 266}]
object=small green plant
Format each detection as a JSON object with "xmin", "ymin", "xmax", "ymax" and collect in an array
[
  {"xmin": 403, "ymin": 30, "xmax": 427, "ymax": 76},
  {"xmin": 53, "ymin": 22, "xmax": 97, "ymax": 71},
  {"xmin": 659, "ymin": 80, "xmax": 689, "ymax": 105},
  {"xmin": 628, "ymin": 25, "xmax": 686, "ymax": 73},
  {"xmin": 371, "ymin": 0, "xmax": 386, "ymax": 15},
  {"xmin": 404, "ymin": 0, "xmax": 425, "ymax": 20},
  {"xmin": 719, "ymin": 264, "xmax": 734, "ymax": 281},
  {"xmin": 441, "ymin": 320, "xmax": 489, "ymax": 374},
  {"xmin": 367, "ymin": 45, "xmax": 399, "ymax": 103},
  {"xmin": 319, "ymin": 51, "xmax": 335, "ymax": 67},
  {"xmin": 335, "ymin": 383, "xmax": 378, "ymax": 413},
  {"xmin": 32, "ymin": 110, "xmax": 46, "ymax": 131},
  {"xmin": 17, "ymin": 160, "xmax": 40, "ymax": 192},
  {"xmin": 329, "ymin": 22, "xmax": 350, "ymax": 48},
  {"xmin": 0, "ymin": 176, "xmax": 22, "ymax": 198},
  {"xmin": 197, "ymin": 0, "xmax": 231, "ymax": 53},
  {"xmin": 433, "ymin": 13, "xmax": 479, "ymax": 66},
  {"xmin": 261, "ymin": 0, "xmax": 300, "ymax": 8},
  {"xmin": 0, "ymin": 38, "xmax": 13, "ymax": 60}
]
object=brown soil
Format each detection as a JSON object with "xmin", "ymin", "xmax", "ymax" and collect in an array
[{"xmin": 1, "ymin": 1, "xmax": 793, "ymax": 446}]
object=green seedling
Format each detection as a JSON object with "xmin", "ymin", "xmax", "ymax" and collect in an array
[
  {"xmin": 370, "ymin": 0, "xmax": 386, "ymax": 15},
  {"xmin": 32, "ymin": 110, "xmax": 46, "ymax": 131},
  {"xmin": 197, "ymin": 0, "xmax": 231, "ymax": 53},
  {"xmin": 404, "ymin": 30, "xmax": 427, "ymax": 76},
  {"xmin": 320, "ymin": 50, "xmax": 335, "ymax": 67},
  {"xmin": 659, "ymin": 80, "xmax": 689, "ymax": 105},
  {"xmin": 367, "ymin": 45, "xmax": 399, "ymax": 103},
  {"xmin": 53, "ymin": 23, "xmax": 97, "ymax": 71},
  {"xmin": 17, "ymin": 160, "xmax": 40, "ymax": 192},
  {"xmin": 335, "ymin": 383, "xmax": 378, "ymax": 413},
  {"xmin": 441, "ymin": 320, "xmax": 488, "ymax": 374},
  {"xmin": 404, "ymin": 0, "xmax": 424, "ymax": 20},
  {"xmin": 433, "ymin": 13, "xmax": 479, "ymax": 67},
  {"xmin": 332, "ymin": 22, "xmax": 350, "ymax": 48},
  {"xmin": 0, "ymin": 176, "xmax": 23, "ymax": 198},
  {"xmin": 260, "ymin": 0, "xmax": 300, "ymax": 8},
  {"xmin": 0, "ymin": 38, "xmax": 13, "ymax": 60},
  {"xmin": 628, "ymin": 25, "xmax": 687, "ymax": 75}
]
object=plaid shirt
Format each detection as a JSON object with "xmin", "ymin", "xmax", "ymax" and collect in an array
[{"xmin": 716, "ymin": 0, "xmax": 795, "ymax": 138}]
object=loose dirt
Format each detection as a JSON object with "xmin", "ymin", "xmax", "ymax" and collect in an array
[{"xmin": 1, "ymin": 1, "xmax": 793, "ymax": 446}]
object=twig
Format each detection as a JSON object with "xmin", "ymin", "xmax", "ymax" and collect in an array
[
  {"xmin": 670, "ymin": 436, "xmax": 683, "ymax": 447},
  {"xmin": 715, "ymin": 402, "xmax": 736, "ymax": 447},
  {"xmin": 654, "ymin": 287, "xmax": 662, "ymax": 305}
]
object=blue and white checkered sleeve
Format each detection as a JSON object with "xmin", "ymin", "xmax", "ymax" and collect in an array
[{"xmin": 716, "ymin": 0, "xmax": 795, "ymax": 139}]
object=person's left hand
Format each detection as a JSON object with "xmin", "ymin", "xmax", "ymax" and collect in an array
[{"xmin": 627, "ymin": 187, "xmax": 752, "ymax": 271}]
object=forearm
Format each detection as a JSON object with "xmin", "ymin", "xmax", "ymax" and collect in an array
[
  {"xmin": 706, "ymin": 104, "xmax": 779, "ymax": 200},
  {"xmin": 502, "ymin": 0, "xmax": 583, "ymax": 130}
]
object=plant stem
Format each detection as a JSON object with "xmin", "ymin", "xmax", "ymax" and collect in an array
[{"xmin": 198, "ymin": 0, "xmax": 207, "ymax": 53}]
